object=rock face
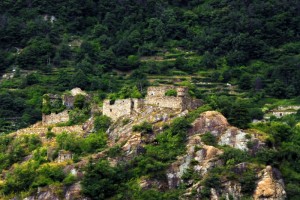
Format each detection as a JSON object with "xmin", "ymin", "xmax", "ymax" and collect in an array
[
  {"xmin": 23, "ymin": 183, "xmax": 88, "ymax": 200},
  {"xmin": 254, "ymin": 166, "xmax": 286, "ymax": 200},
  {"xmin": 190, "ymin": 111, "xmax": 263, "ymax": 151},
  {"xmin": 219, "ymin": 127, "xmax": 249, "ymax": 150},
  {"xmin": 167, "ymin": 134, "xmax": 223, "ymax": 189},
  {"xmin": 165, "ymin": 111, "xmax": 281, "ymax": 200},
  {"xmin": 189, "ymin": 111, "xmax": 229, "ymax": 136}
]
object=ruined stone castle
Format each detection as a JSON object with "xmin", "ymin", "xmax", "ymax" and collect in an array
[
  {"xmin": 103, "ymin": 86, "xmax": 203, "ymax": 121},
  {"xmin": 42, "ymin": 88, "xmax": 89, "ymax": 125}
]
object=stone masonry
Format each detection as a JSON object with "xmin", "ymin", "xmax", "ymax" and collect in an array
[
  {"xmin": 42, "ymin": 110, "xmax": 69, "ymax": 125},
  {"xmin": 42, "ymin": 88, "xmax": 89, "ymax": 125},
  {"xmin": 103, "ymin": 86, "xmax": 203, "ymax": 121},
  {"xmin": 102, "ymin": 98, "xmax": 144, "ymax": 121}
]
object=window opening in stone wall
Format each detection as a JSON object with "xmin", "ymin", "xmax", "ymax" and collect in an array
[{"xmin": 110, "ymin": 109, "xmax": 112, "ymax": 112}]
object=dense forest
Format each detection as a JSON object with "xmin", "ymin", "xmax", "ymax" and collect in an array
[{"xmin": 0, "ymin": 0, "xmax": 300, "ymax": 199}]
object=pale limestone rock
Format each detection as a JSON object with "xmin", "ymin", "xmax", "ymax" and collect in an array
[
  {"xmin": 189, "ymin": 111, "xmax": 229, "ymax": 136},
  {"xmin": 65, "ymin": 182, "xmax": 85, "ymax": 200},
  {"xmin": 218, "ymin": 127, "xmax": 249, "ymax": 150},
  {"xmin": 70, "ymin": 88, "xmax": 87, "ymax": 96},
  {"xmin": 254, "ymin": 166, "xmax": 286, "ymax": 200},
  {"xmin": 167, "ymin": 134, "xmax": 223, "ymax": 189}
]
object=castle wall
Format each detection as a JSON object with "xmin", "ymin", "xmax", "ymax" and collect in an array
[
  {"xmin": 103, "ymin": 86, "xmax": 203, "ymax": 121},
  {"xmin": 147, "ymin": 86, "xmax": 176, "ymax": 97},
  {"xmin": 132, "ymin": 99, "xmax": 144, "ymax": 112},
  {"xmin": 145, "ymin": 96, "xmax": 184, "ymax": 110},
  {"xmin": 63, "ymin": 95, "xmax": 75, "ymax": 109},
  {"xmin": 103, "ymin": 99, "xmax": 135, "ymax": 121},
  {"xmin": 42, "ymin": 110, "xmax": 69, "ymax": 125}
]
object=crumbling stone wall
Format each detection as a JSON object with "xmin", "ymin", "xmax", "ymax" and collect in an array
[
  {"xmin": 103, "ymin": 98, "xmax": 143, "ymax": 121},
  {"xmin": 42, "ymin": 110, "xmax": 69, "ymax": 125},
  {"xmin": 103, "ymin": 86, "xmax": 203, "ymax": 121},
  {"xmin": 57, "ymin": 150, "xmax": 72, "ymax": 163},
  {"xmin": 145, "ymin": 86, "xmax": 202, "ymax": 111},
  {"xmin": 42, "ymin": 88, "xmax": 90, "ymax": 124}
]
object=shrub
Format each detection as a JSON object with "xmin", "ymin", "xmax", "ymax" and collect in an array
[
  {"xmin": 165, "ymin": 89, "xmax": 177, "ymax": 97},
  {"xmin": 80, "ymin": 132, "xmax": 107, "ymax": 153},
  {"xmin": 220, "ymin": 147, "xmax": 249, "ymax": 166},
  {"xmin": 46, "ymin": 131, "xmax": 55, "ymax": 139},
  {"xmin": 94, "ymin": 115, "xmax": 112, "ymax": 132},
  {"xmin": 74, "ymin": 94, "xmax": 86, "ymax": 109},
  {"xmin": 63, "ymin": 173, "xmax": 77, "ymax": 186},
  {"xmin": 107, "ymin": 145, "xmax": 122, "ymax": 157},
  {"xmin": 240, "ymin": 169, "xmax": 257, "ymax": 194},
  {"xmin": 82, "ymin": 160, "xmax": 123, "ymax": 199},
  {"xmin": 2, "ymin": 162, "xmax": 36, "ymax": 194},
  {"xmin": 132, "ymin": 121, "xmax": 152, "ymax": 133},
  {"xmin": 56, "ymin": 132, "xmax": 82, "ymax": 154},
  {"xmin": 170, "ymin": 117, "xmax": 191, "ymax": 136},
  {"xmin": 201, "ymin": 132, "xmax": 217, "ymax": 146},
  {"xmin": 122, "ymin": 118, "xmax": 130, "ymax": 126},
  {"xmin": 68, "ymin": 108, "xmax": 90, "ymax": 125}
]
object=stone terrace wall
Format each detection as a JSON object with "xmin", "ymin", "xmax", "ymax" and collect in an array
[{"xmin": 42, "ymin": 110, "xmax": 69, "ymax": 125}]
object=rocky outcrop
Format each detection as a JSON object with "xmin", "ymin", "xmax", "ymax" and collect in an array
[
  {"xmin": 189, "ymin": 111, "xmax": 229, "ymax": 137},
  {"xmin": 167, "ymin": 135, "xmax": 223, "ymax": 189},
  {"xmin": 139, "ymin": 178, "xmax": 168, "ymax": 190},
  {"xmin": 167, "ymin": 111, "xmax": 275, "ymax": 199},
  {"xmin": 190, "ymin": 111, "xmax": 264, "ymax": 151},
  {"xmin": 23, "ymin": 183, "xmax": 88, "ymax": 200},
  {"xmin": 254, "ymin": 166, "xmax": 286, "ymax": 200},
  {"xmin": 65, "ymin": 182, "xmax": 87, "ymax": 200},
  {"xmin": 218, "ymin": 127, "xmax": 250, "ymax": 150}
]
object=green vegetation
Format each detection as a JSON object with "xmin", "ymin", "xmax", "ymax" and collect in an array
[
  {"xmin": 0, "ymin": 0, "xmax": 299, "ymax": 199},
  {"xmin": 132, "ymin": 121, "xmax": 153, "ymax": 134},
  {"xmin": 201, "ymin": 132, "xmax": 217, "ymax": 146},
  {"xmin": 165, "ymin": 89, "xmax": 177, "ymax": 97},
  {"xmin": 94, "ymin": 115, "xmax": 112, "ymax": 132}
]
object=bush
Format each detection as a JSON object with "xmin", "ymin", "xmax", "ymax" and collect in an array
[
  {"xmin": 63, "ymin": 173, "xmax": 77, "ymax": 186},
  {"xmin": 165, "ymin": 89, "xmax": 177, "ymax": 97},
  {"xmin": 82, "ymin": 160, "xmax": 123, "ymax": 199},
  {"xmin": 56, "ymin": 132, "xmax": 82, "ymax": 154},
  {"xmin": 240, "ymin": 169, "xmax": 257, "ymax": 195},
  {"xmin": 80, "ymin": 132, "xmax": 107, "ymax": 153},
  {"xmin": 94, "ymin": 115, "xmax": 112, "ymax": 132},
  {"xmin": 132, "ymin": 121, "xmax": 152, "ymax": 133},
  {"xmin": 220, "ymin": 147, "xmax": 249, "ymax": 166},
  {"xmin": 201, "ymin": 132, "xmax": 217, "ymax": 146},
  {"xmin": 2, "ymin": 162, "xmax": 36, "ymax": 194},
  {"xmin": 68, "ymin": 108, "xmax": 90, "ymax": 125},
  {"xmin": 74, "ymin": 94, "xmax": 87, "ymax": 109},
  {"xmin": 107, "ymin": 145, "xmax": 122, "ymax": 157}
]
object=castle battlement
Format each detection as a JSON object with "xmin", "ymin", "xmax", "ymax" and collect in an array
[{"xmin": 103, "ymin": 86, "xmax": 203, "ymax": 121}]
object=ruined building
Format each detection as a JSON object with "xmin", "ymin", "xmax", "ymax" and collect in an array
[
  {"xmin": 103, "ymin": 86, "xmax": 203, "ymax": 121},
  {"xmin": 42, "ymin": 88, "xmax": 89, "ymax": 125}
]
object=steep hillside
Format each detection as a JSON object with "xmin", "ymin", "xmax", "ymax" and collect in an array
[
  {"xmin": 0, "ymin": 1, "xmax": 300, "ymax": 199},
  {"xmin": 0, "ymin": 100, "xmax": 289, "ymax": 199},
  {"xmin": 0, "ymin": 0, "xmax": 299, "ymax": 132}
]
